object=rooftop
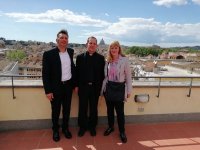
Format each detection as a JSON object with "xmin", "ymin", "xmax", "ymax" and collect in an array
[
  {"xmin": 150, "ymin": 66, "xmax": 200, "ymax": 77},
  {"xmin": 1, "ymin": 75, "xmax": 200, "ymax": 150},
  {"xmin": 136, "ymin": 65, "xmax": 200, "ymax": 77}
]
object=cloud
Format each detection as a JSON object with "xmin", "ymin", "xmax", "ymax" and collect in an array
[
  {"xmin": 153, "ymin": 0, "xmax": 188, "ymax": 7},
  {"xmin": 105, "ymin": 13, "xmax": 109, "ymax": 17},
  {"xmin": 87, "ymin": 18, "xmax": 200, "ymax": 46},
  {"xmin": 153, "ymin": 0, "xmax": 200, "ymax": 7},
  {"xmin": 4, "ymin": 9, "xmax": 110, "ymax": 27},
  {"xmin": 192, "ymin": 0, "xmax": 200, "ymax": 5},
  {"xmin": 0, "ymin": 11, "xmax": 3, "ymax": 16},
  {"xmin": 2, "ymin": 9, "xmax": 200, "ymax": 47}
]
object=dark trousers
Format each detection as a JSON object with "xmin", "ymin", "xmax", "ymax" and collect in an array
[
  {"xmin": 51, "ymin": 81, "xmax": 73, "ymax": 131},
  {"xmin": 78, "ymin": 84, "xmax": 99, "ymax": 130},
  {"xmin": 105, "ymin": 100, "xmax": 125, "ymax": 133}
]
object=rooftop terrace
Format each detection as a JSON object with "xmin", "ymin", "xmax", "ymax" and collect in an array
[
  {"xmin": 1, "ymin": 122, "xmax": 200, "ymax": 150},
  {"xmin": 1, "ymin": 75, "xmax": 200, "ymax": 150}
]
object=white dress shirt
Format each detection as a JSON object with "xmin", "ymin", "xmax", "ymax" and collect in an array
[{"xmin": 59, "ymin": 51, "xmax": 71, "ymax": 81}]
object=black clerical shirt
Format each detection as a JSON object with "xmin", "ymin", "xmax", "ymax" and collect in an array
[{"xmin": 85, "ymin": 52, "xmax": 95, "ymax": 83}]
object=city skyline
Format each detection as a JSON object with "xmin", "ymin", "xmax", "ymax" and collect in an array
[{"xmin": 1, "ymin": 0, "xmax": 200, "ymax": 47}]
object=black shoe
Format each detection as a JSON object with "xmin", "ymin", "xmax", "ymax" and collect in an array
[
  {"xmin": 62, "ymin": 129, "xmax": 72, "ymax": 139},
  {"xmin": 53, "ymin": 131, "xmax": 60, "ymax": 142},
  {"xmin": 120, "ymin": 132, "xmax": 127, "ymax": 143},
  {"xmin": 78, "ymin": 128, "xmax": 86, "ymax": 137},
  {"xmin": 104, "ymin": 127, "xmax": 114, "ymax": 136},
  {"xmin": 90, "ymin": 128, "xmax": 96, "ymax": 136}
]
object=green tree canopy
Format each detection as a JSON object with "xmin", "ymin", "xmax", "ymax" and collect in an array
[
  {"xmin": 125, "ymin": 46, "xmax": 163, "ymax": 57},
  {"xmin": 6, "ymin": 50, "xmax": 26, "ymax": 62}
]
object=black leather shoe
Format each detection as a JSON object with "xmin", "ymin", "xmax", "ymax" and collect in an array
[
  {"xmin": 90, "ymin": 128, "xmax": 96, "ymax": 136},
  {"xmin": 78, "ymin": 128, "xmax": 86, "ymax": 137},
  {"xmin": 104, "ymin": 127, "xmax": 114, "ymax": 136},
  {"xmin": 120, "ymin": 132, "xmax": 127, "ymax": 143},
  {"xmin": 62, "ymin": 130, "xmax": 72, "ymax": 139},
  {"xmin": 53, "ymin": 131, "xmax": 60, "ymax": 142}
]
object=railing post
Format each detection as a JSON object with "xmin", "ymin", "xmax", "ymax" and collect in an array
[
  {"xmin": 11, "ymin": 76, "xmax": 16, "ymax": 99},
  {"xmin": 157, "ymin": 77, "xmax": 161, "ymax": 98},
  {"xmin": 187, "ymin": 78, "xmax": 193, "ymax": 97}
]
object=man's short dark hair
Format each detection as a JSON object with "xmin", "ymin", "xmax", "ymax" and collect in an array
[
  {"xmin": 87, "ymin": 36, "xmax": 97, "ymax": 44},
  {"xmin": 57, "ymin": 29, "xmax": 68, "ymax": 37}
]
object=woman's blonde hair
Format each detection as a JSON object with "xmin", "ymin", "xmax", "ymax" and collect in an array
[{"xmin": 107, "ymin": 41, "xmax": 125, "ymax": 62}]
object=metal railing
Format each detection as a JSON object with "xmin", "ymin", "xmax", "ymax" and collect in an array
[
  {"xmin": 0, "ymin": 75, "xmax": 41, "ymax": 99},
  {"xmin": 133, "ymin": 76, "xmax": 200, "ymax": 98},
  {"xmin": 0, "ymin": 75, "xmax": 200, "ymax": 99}
]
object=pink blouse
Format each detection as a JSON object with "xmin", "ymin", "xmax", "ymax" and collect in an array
[{"xmin": 108, "ymin": 61, "xmax": 119, "ymax": 82}]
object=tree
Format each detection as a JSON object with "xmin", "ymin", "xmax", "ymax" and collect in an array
[
  {"xmin": 125, "ymin": 46, "xmax": 163, "ymax": 57},
  {"xmin": 6, "ymin": 50, "xmax": 26, "ymax": 62}
]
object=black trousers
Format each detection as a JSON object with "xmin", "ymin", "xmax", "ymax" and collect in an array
[
  {"xmin": 50, "ymin": 80, "xmax": 73, "ymax": 131},
  {"xmin": 105, "ymin": 100, "xmax": 125, "ymax": 133},
  {"xmin": 78, "ymin": 84, "xmax": 99, "ymax": 130}
]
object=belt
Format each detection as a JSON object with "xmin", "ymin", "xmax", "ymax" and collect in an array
[{"xmin": 61, "ymin": 80, "xmax": 70, "ymax": 84}]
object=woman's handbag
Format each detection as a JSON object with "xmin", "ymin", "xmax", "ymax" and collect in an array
[{"xmin": 104, "ymin": 81, "xmax": 125, "ymax": 101}]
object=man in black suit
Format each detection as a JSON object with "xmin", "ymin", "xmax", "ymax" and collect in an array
[
  {"xmin": 75, "ymin": 36, "xmax": 105, "ymax": 137},
  {"xmin": 42, "ymin": 29, "xmax": 76, "ymax": 142}
]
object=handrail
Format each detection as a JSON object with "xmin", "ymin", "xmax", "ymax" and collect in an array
[
  {"xmin": 1, "ymin": 74, "xmax": 200, "ymax": 78},
  {"xmin": 133, "ymin": 76, "xmax": 200, "ymax": 98},
  {"xmin": 157, "ymin": 77, "xmax": 161, "ymax": 98},
  {"xmin": 0, "ymin": 74, "xmax": 42, "ymax": 99},
  {"xmin": 187, "ymin": 78, "xmax": 193, "ymax": 97},
  {"xmin": 1, "ymin": 74, "xmax": 200, "ymax": 99},
  {"xmin": 11, "ymin": 76, "xmax": 16, "ymax": 99},
  {"xmin": 0, "ymin": 75, "xmax": 42, "ymax": 77}
]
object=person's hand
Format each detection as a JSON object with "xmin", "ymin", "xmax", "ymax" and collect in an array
[
  {"xmin": 124, "ymin": 94, "xmax": 131, "ymax": 102},
  {"xmin": 46, "ymin": 93, "xmax": 54, "ymax": 101},
  {"xmin": 74, "ymin": 87, "xmax": 78, "ymax": 93}
]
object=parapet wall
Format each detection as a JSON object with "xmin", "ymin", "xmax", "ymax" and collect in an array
[{"xmin": 1, "ymin": 85, "xmax": 200, "ymax": 130}]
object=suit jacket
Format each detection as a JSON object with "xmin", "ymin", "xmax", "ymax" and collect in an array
[
  {"xmin": 76, "ymin": 52, "xmax": 105, "ymax": 96},
  {"xmin": 42, "ymin": 47, "xmax": 76, "ymax": 94}
]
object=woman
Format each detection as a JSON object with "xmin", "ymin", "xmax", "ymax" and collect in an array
[{"xmin": 101, "ymin": 41, "xmax": 132, "ymax": 143}]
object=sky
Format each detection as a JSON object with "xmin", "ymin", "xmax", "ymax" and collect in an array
[{"xmin": 1, "ymin": 0, "xmax": 200, "ymax": 47}]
